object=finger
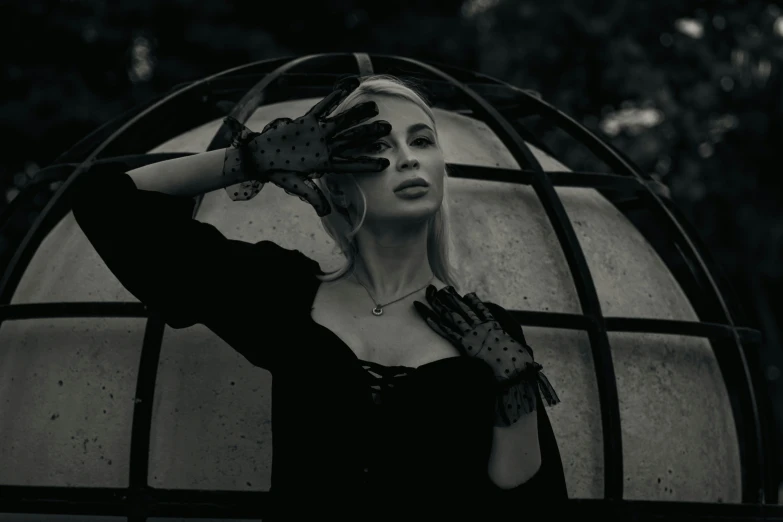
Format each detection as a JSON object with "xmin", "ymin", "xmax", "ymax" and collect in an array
[
  {"xmin": 413, "ymin": 301, "xmax": 462, "ymax": 346},
  {"xmin": 425, "ymin": 286, "xmax": 467, "ymax": 333},
  {"xmin": 463, "ymin": 293, "xmax": 494, "ymax": 322},
  {"xmin": 305, "ymin": 89, "xmax": 348, "ymax": 119},
  {"xmin": 330, "ymin": 156, "xmax": 389, "ymax": 173},
  {"xmin": 331, "ymin": 121, "xmax": 392, "ymax": 154},
  {"xmin": 434, "ymin": 286, "xmax": 478, "ymax": 331},
  {"xmin": 223, "ymin": 115, "xmax": 246, "ymax": 136},
  {"xmin": 443, "ymin": 287, "xmax": 480, "ymax": 325},
  {"xmin": 223, "ymin": 116, "xmax": 260, "ymax": 146},
  {"xmin": 329, "ymin": 101, "xmax": 380, "ymax": 131},
  {"xmin": 428, "ymin": 318, "xmax": 463, "ymax": 347},
  {"xmin": 267, "ymin": 172, "xmax": 331, "ymax": 216},
  {"xmin": 306, "ymin": 77, "xmax": 360, "ymax": 119},
  {"xmin": 261, "ymin": 117, "xmax": 293, "ymax": 133}
]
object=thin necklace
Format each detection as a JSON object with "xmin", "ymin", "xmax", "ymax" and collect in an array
[{"xmin": 354, "ymin": 272, "xmax": 435, "ymax": 316}]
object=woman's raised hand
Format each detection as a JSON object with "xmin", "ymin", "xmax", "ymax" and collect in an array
[{"xmin": 223, "ymin": 76, "xmax": 391, "ymax": 216}]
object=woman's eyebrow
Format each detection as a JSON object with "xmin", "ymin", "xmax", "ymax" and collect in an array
[{"xmin": 407, "ymin": 123, "xmax": 434, "ymax": 134}]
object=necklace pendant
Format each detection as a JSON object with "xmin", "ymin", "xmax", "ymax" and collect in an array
[{"xmin": 372, "ymin": 306, "xmax": 383, "ymax": 316}]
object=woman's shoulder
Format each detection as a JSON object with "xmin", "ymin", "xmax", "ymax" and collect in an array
[
  {"xmin": 247, "ymin": 241, "xmax": 324, "ymax": 319},
  {"xmin": 251, "ymin": 240, "xmax": 324, "ymax": 276}
]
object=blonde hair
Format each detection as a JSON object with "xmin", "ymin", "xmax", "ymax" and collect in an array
[{"xmin": 312, "ymin": 74, "xmax": 462, "ymax": 293}]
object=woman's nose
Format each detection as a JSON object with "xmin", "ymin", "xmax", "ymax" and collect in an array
[{"xmin": 398, "ymin": 154, "xmax": 420, "ymax": 170}]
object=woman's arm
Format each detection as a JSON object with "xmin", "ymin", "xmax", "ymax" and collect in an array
[
  {"xmin": 488, "ymin": 410, "xmax": 542, "ymax": 489},
  {"xmin": 70, "ymin": 155, "xmax": 310, "ymax": 371},
  {"xmin": 126, "ymin": 147, "xmax": 244, "ymax": 197}
]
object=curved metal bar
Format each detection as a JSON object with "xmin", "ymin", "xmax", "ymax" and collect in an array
[
  {"xmin": 53, "ymin": 57, "xmax": 291, "ymax": 165},
  {"xmin": 448, "ymin": 164, "xmax": 647, "ymax": 193},
  {"xmin": 197, "ymin": 54, "xmax": 347, "ymax": 216},
  {"xmin": 127, "ymin": 318, "xmax": 166, "ymax": 508},
  {"xmin": 1, "ymin": 300, "xmax": 761, "ymax": 346},
  {"xmin": 129, "ymin": 54, "xmax": 344, "ymax": 512},
  {"xmin": 0, "ymin": 54, "xmax": 347, "ymax": 518},
  {"xmin": 5, "ymin": 490, "xmax": 783, "ymax": 520},
  {"xmin": 378, "ymin": 54, "xmax": 625, "ymax": 500},
  {"xmin": 507, "ymin": 90, "xmax": 752, "ymax": 332},
  {"xmin": 196, "ymin": 52, "xmax": 375, "ymax": 215},
  {"xmin": 0, "ymin": 302, "xmax": 147, "ymax": 320},
  {"xmin": 0, "ymin": 55, "xmax": 320, "ymax": 303},
  {"xmin": 0, "ymin": 155, "xmax": 195, "ymax": 243},
  {"xmin": 0, "ymin": 51, "xmax": 767, "ymax": 505},
  {"xmin": 0, "ymin": 164, "xmax": 73, "ymax": 228},
  {"xmin": 604, "ymin": 317, "xmax": 762, "ymax": 344},
  {"xmin": 476, "ymin": 77, "xmax": 652, "ymax": 179},
  {"xmin": 208, "ymin": 54, "xmax": 339, "ymax": 149},
  {"xmin": 13, "ymin": 153, "xmax": 196, "ymax": 191},
  {"xmin": 353, "ymin": 52, "xmax": 374, "ymax": 76},
  {"xmin": 497, "ymin": 81, "xmax": 767, "ymax": 501},
  {"xmin": 51, "ymin": 98, "xmax": 158, "ymax": 166},
  {"xmin": 519, "ymin": 95, "xmax": 765, "ymax": 500}
]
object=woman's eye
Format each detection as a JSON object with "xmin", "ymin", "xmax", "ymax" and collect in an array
[
  {"xmin": 365, "ymin": 137, "xmax": 431, "ymax": 153},
  {"xmin": 365, "ymin": 142, "xmax": 387, "ymax": 153}
]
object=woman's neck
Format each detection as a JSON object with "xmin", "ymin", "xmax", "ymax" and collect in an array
[{"xmin": 350, "ymin": 225, "xmax": 435, "ymax": 304}]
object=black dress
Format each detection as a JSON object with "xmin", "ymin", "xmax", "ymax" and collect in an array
[{"xmin": 70, "ymin": 165, "xmax": 568, "ymax": 520}]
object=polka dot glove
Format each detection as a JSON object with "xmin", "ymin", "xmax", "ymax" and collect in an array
[
  {"xmin": 221, "ymin": 75, "xmax": 392, "ymax": 216},
  {"xmin": 413, "ymin": 285, "xmax": 560, "ymax": 427}
]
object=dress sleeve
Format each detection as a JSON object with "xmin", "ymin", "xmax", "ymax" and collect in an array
[{"xmin": 69, "ymin": 164, "xmax": 322, "ymax": 371}]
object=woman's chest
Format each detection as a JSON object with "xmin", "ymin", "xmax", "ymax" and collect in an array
[{"xmin": 310, "ymin": 281, "xmax": 459, "ymax": 368}]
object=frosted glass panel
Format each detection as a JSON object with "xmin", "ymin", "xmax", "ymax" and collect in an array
[
  {"xmin": 148, "ymin": 324, "xmax": 273, "ymax": 490},
  {"xmin": 561, "ymin": 185, "xmax": 699, "ymax": 321},
  {"xmin": 0, "ymin": 318, "xmax": 143, "ymax": 487},
  {"xmin": 11, "ymin": 210, "xmax": 139, "ymax": 304},
  {"xmin": 610, "ymin": 331, "xmax": 741, "ymax": 503},
  {"xmin": 525, "ymin": 327, "xmax": 603, "ymax": 499},
  {"xmin": 147, "ymin": 322, "xmax": 602, "ymax": 498}
]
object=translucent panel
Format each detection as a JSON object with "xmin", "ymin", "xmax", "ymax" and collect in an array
[
  {"xmin": 11, "ymin": 210, "xmax": 139, "ymax": 304},
  {"xmin": 610, "ymin": 332, "xmax": 741, "ymax": 503},
  {"xmin": 0, "ymin": 513, "xmax": 124, "ymax": 522},
  {"xmin": 147, "ymin": 322, "xmax": 602, "ymax": 497},
  {"xmin": 446, "ymin": 177, "xmax": 580, "ymax": 314},
  {"xmin": 151, "ymin": 103, "xmax": 581, "ymax": 314},
  {"xmin": 148, "ymin": 324, "xmax": 273, "ymax": 490},
  {"xmin": 560, "ymin": 187, "xmax": 699, "ymax": 321},
  {"xmin": 525, "ymin": 327, "xmax": 603, "ymax": 499},
  {"xmin": 0, "ymin": 318, "xmax": 144, "ymax": 487}
]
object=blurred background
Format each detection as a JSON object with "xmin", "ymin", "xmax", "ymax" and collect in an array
[{"xmin": 2, "ymin": 0, "xmax": 782, "ymax": 498}]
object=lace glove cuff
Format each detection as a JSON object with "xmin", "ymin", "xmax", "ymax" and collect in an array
[
  {"xmin": 483, "ymin": 301, "xmax": 560, "ymax": 427},
  {"xmin": 221, "ymin": 116, "xmax": 267, "ymax": 202},
  {"xmin": 414, "ymin": 287, "xmax": 561, "ymax": 428}
]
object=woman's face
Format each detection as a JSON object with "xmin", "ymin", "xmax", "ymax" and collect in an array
[{"xmin": 330, "ymin": 96, "xmax": 446, "ymax": 225}]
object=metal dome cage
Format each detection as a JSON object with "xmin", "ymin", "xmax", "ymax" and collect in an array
[{"xmin": 0, "ymin": 53, "xmax": 779, "ymax": 521}]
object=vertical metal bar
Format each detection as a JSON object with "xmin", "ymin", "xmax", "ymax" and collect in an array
[
  {"xmin": 522, "ymin": 94, "xmax": 765, "ymax": 503},
  {"xmin": 353, "ymin": 53, "xmax": 374, "ymax": 76},
  {"xmin": 0, "ymin": 56, "xmax": 325, "ymax": 303},
  {"xmin": 127, "ymin": 314, "xmax": 166, "ymax": 522},
  {"xmin": 383, "ymin": 55, "xmax": 625, "ymax": 499}
]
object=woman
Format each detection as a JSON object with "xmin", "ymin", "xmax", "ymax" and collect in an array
[{"xmin": 71, "ymin": 74, "xmax": 566, "ymax": 520}]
